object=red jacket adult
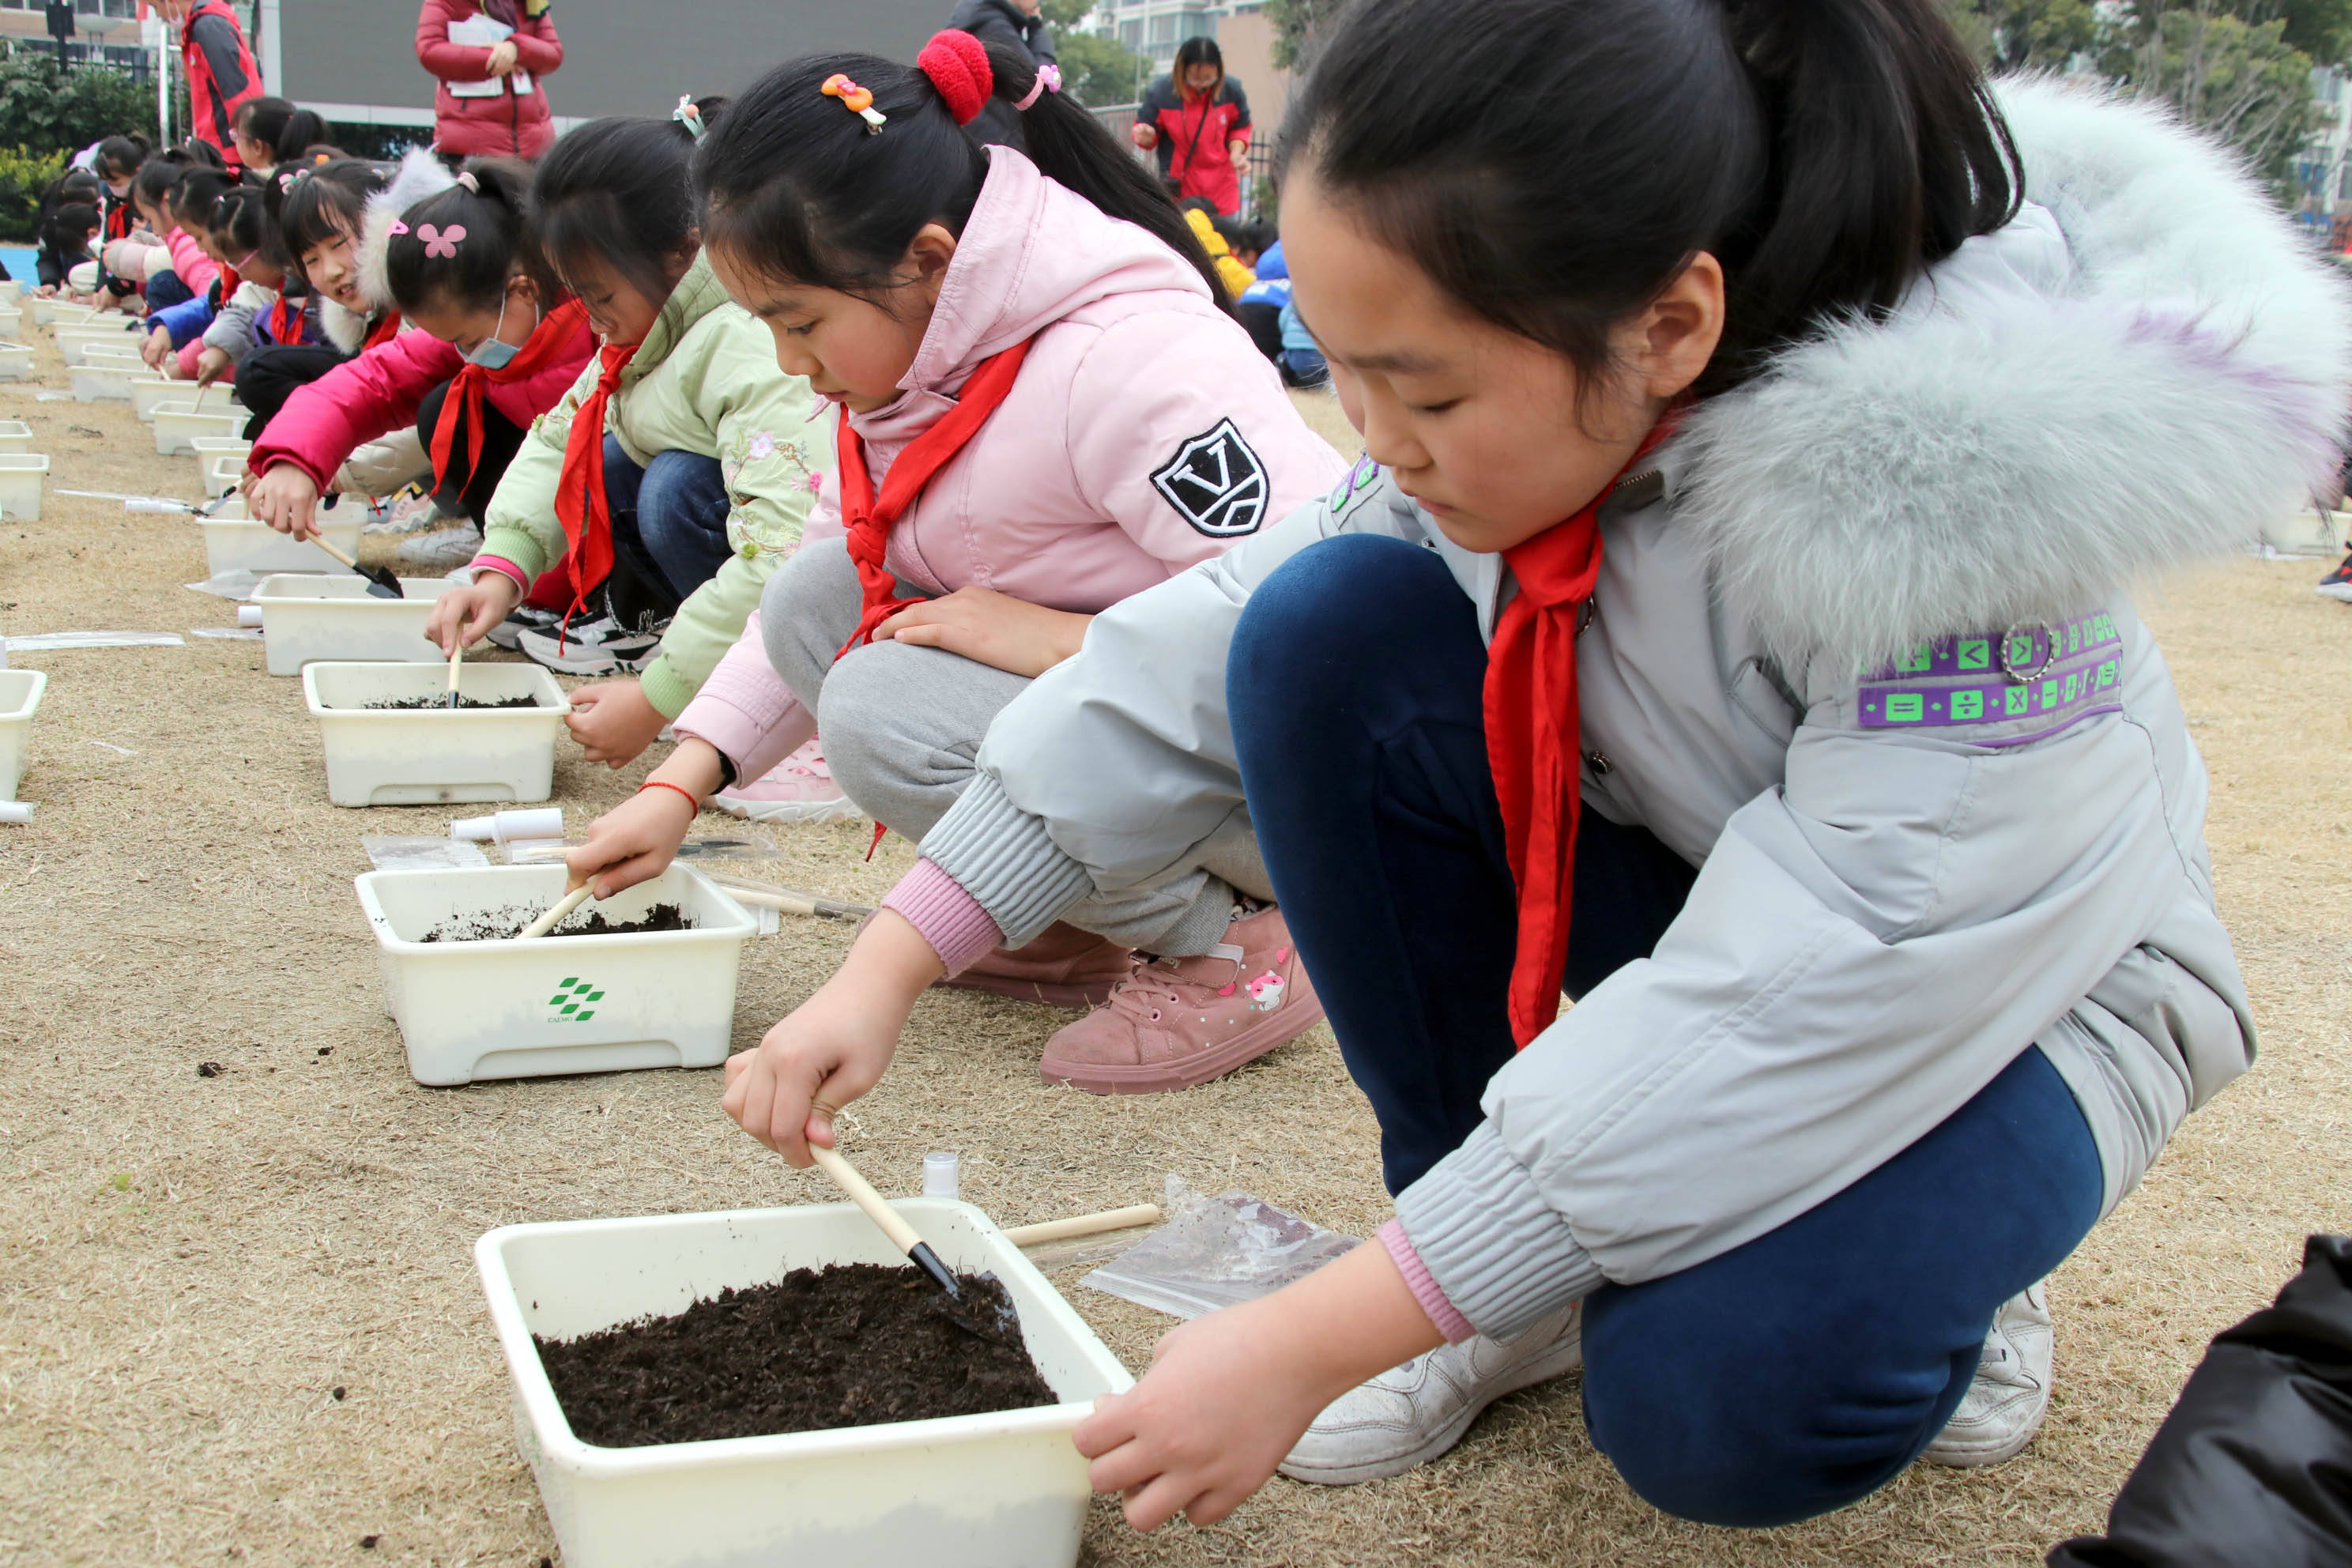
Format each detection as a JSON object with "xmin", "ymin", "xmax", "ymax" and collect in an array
[
  {"xmin": 415, "ymin": 0, "xmax": 564, "ymax": 160},
  {"xmin": 246, "ymin": 310, "xmax": 594, "ymax": 491},
  {"xmin": 179, "ymin": 1, "xmax": 262, "ymax": 168},
  {"xmin": 1136, "ymin": 73, "xmax": 1252, "ymax": 216}
]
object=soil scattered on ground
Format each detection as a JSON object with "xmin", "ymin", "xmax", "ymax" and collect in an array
[
  {"xmin": 420, "ymin": 902, "xmax": 694, "ymax": 943},
  {"xmin": 358, "ymin": 695, "xmax": 544, "ymax": 710},
  {"xmin": 535, "ymin": 1263, "xmax": 1056, "ymax": 1447}
]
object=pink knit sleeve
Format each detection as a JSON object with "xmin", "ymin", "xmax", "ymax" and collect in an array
[
  {"xmin": 881, "ymin": 859, "xmax": 1005, "ymax": 975},
  {"xmin": 1378, "ymin": 1219, "xmax": 1476, "ymax": 1344}
]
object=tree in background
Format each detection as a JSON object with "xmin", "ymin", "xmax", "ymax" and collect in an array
[
  {"xmin": 1265, "ymin": 0, "xmax": 1350, "ymax": 70},
  {"xmin": 0, "ymin": 43, "xmax": 156, "ymax": 153},
  {"xmin": 1948, "ymin": 0, "xmax": 2337, "ymax": 196},
  {"xmin": 1038, "ymin": 0, "xmax": 1149, "ymax": 106}
]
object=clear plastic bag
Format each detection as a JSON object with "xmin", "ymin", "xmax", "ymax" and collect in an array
[
  {"xmin": 1082, "ymin": 1178, "xmax": 1360, "ymax": 1319},
  {"xmin": 364, "ymin": 836, "xmax": 492, "ymax": 872}
]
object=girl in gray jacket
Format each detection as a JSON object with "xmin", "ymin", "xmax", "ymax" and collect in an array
[{"xmin": 718, "ymin": 0, "xmax": 2347, "ymax": 1532}]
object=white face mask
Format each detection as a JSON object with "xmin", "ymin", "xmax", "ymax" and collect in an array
[{"xmin": 466, "ymin": 291, "xmax": 537, "ymax": 368}]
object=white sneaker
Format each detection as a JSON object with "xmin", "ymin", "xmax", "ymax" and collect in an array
[
  {"xmin": 1278, "ymin": 1303, "xmax": 1583, "ymax": 1485},
  {"xmin": 517, "ymin": 613, "xmax": 662, "ymax": 677},
  {"xmin": 1922, "ymin": 1282, "xmax": 2052, "ymax": 1468}
]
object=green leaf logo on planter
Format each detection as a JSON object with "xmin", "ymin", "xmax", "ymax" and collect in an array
[{"xmin": 548, "ymin": 976, "xmax": 605, "ymax": 1023}]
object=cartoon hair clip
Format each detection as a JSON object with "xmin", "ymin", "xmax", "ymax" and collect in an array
[
  {"xmin": 417, "ymin": 223, "xmax": 466, "ymax": 258},
  {"xmin": 673, "ymin": 95, "xmax": 707, "ymax": 142},
  {"xmin": 388, "ymin": 219, "xmax": 409, "ymax": 236},
  {"xmin": 822, "ymin": 74, "xmax": 888, "ymax": 133},
  {"xmin": 1013, "ymin": 62, "xmax": 1061, "ymax": 111}
]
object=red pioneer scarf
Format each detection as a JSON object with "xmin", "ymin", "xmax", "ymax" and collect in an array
[
  {"xmin": 833, "ymin": 339, "xmax": 1034, "ymax": 656},
  {"xmin": 431, "ymin": 297, "xmax": 586, "ymax": 496},
  {"xmin": 267, "ymin": 292, "xmax": 302, "ymax": 346},
  {"xmin": 1487, "ymin": 414, "xmax": 1681, "ymax": 1049},
  {"xmin": 363, "ymin": 310, "xmax": 403, "ymax": 352},
  {"xmin": 549, "ymin": 337, "xmax": 638, "ymax": 624}
]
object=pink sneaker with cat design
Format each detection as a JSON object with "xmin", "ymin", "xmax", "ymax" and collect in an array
[{"xmin": 1038, "ymin": 905, "xmax": 1324, "ymax": 1094}]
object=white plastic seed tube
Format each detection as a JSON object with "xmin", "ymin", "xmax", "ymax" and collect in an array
[
  {"xmin": 922, "ymin": 1152, "xmax": 960, "ymax": 1200},
  {"xmin": 0, "ymin": 801, "xmax": 32, "ymax": 824},
  {"xmin": 450, "ymin": 807, "xmax": 563, "ymax": 845},
  {"xmin": 235, "ymin": 605, "xmax": 262, "ymax": 628}
]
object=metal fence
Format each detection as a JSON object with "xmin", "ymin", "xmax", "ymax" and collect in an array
[{"xmin": 1087, "ymin": 100, "xmax": 1277, "ymax": 223}]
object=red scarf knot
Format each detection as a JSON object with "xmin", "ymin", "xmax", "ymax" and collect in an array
[
  {"xmin": 833, "ymin": 337, "xmax": 1033, "ymax": 658},
  {"xmin": 431, "ymin": 296, "xmax": 586, "ymax": 499},
  {"xmin": 549, "ymin": 335, "xmax": 639, "ymax": 629},
  {"xmin": 1483, "ymin": 412, "xmax": 1683, "ymax": 1050}
]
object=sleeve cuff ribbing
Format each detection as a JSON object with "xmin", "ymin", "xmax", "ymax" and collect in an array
[
  {"xmin": 917, "ymin": 771, "xmax": 1098, "ymax": 948},
  {"xmin": 882, "ymin": 859, "xmax": 1006, "ymax": 975},
  {"xmin": 1376, "ymin": 1219, "xmax": 1475, "ymax": 1344},
  {"xmin": 1393, "ymin": 1121, "xmax": 1605, "ymax": 1338}
]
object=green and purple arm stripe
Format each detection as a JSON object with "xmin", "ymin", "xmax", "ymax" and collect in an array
[{"xmin": 1859, "ymin": 613, "xmax": 2124, "ymax": 745}]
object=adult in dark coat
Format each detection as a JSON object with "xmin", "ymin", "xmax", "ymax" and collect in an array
[{"xmin": 946, "ymin": 0, "xmax": 1056, "ymax": 145}]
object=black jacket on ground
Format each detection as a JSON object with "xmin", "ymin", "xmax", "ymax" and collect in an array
[{"xmin": 2049, "ymin": 1234, "xmax": 2352, "ymax": 1567}]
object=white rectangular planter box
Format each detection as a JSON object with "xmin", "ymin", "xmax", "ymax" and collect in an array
[
  {"xmin": 0, "ymin": 307, "xmax": 28, "ymax": 341},
  {"xmin": 70, "ymin": 364, "xmax": 164, "ymax": 403},
  {"xmin": 477, "ymin": 1198, "xmax": 1133, "ymax": 1568},
  {"xmin": 204, "ymin": 454, "xmax": 243, "ymax": 499},
  {"xmin": 134, "ymin": 378, "xmax": 207, "ymax": 420},
  {"xmin": 253, "ymin": 573, "xmax": 458, "ymax": 674},
  {"xmin": 191, "ymin": 435, "xmax": 250, "ymax": 491},
  {"xmin": 154, "ymin": 407, "xmax": 244, "ymax": 455},
  {"xmin": 0, "ymin": 454, "xmax": 48, "ymax": 522},
  {"xmin": 198, "ymin": 515, "xmax": 361, "ymax": 575},
  {"xmin": 0, "ymin": 343, "xmax": 32, "ymax": 383},
  {"xmin": 77, "ymin": 345, "xmax": 145, "ymax": 368},
  {"xmin": 0, "ymin": 420, "xmax": 32, "ymax": 453},
  {"xmin": 305, "ymin": 660, "xmax": 569, "ymax": 807},
  {"xmin": 0, "ymin": 279, "xmax": 21, "ymax": 303},
  {"xmin": 28, "ymin": 297, "xmax": 89, "ymax": 326},
  {"xmin": 0, "ymin": 669, "xmax": 45, "ymax": 801},
  {"xmin": 356, "ymin": 862, "xmax": 754, "ymax": 1083},
  {"xmin": 55, "ymin": 326, "xmax": 141, "ymax": 365}
]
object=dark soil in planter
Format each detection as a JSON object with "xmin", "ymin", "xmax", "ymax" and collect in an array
[
  {"xmin": 535, "ymin": 1263, "xmax": 1056, "ymax": 1447},
  {"xmin": 420, "ymin": 903, "xmax": 694, "ymax": 942},
  {"xmin": 358, "ymin": 695, "xmax": 545, "ymax": 710}
]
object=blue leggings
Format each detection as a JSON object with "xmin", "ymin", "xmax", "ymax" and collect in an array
[
  {"xmin": 599, "ymin": 435, "xmax": 733, "ymax": 602},
  {"xmin": 1227, "ymin": 533, "xmax": 2103, "ymax": 1527}
]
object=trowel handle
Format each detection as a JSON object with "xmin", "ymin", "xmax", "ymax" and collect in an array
[
  {"xmin": 309, "ymin": 534, "xmax": 357, "ymax": 567},
  {"xmin": 516, "ymin": 883, "xmax": 594, "ymax": 940},
  {"xmin": 808, "ymin": 1142, "xmax": 926, "ymax": 1256}
]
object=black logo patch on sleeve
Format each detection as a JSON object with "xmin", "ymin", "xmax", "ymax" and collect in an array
[{"xmin": 1151, "ymin": 419, "xmax": 1270, "ymax": 537}]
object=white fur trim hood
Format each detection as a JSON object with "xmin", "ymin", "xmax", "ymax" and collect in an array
[
  {"xmin": 316, "ymin": 149, "xmax": 457, "ymax": 354},
  {"xmin": 1679, "ymin": 76, "xmax": 2352, "ymax": 677}
]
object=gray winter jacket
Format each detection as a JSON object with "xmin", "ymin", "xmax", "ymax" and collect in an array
[{"xmin": 917, "ymin": 81, "xmax": 2352, "ymax": 1335}]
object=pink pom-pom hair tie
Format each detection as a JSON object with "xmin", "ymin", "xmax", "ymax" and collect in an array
[{"xmin": 1012, "ymin": 62, "xmax": 1061, "ymax": 111}]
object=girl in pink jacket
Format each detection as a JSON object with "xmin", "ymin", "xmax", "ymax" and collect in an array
[
  {"xmin": 247, "ymin": 155, "xmax": 594, "ymax": 539},
  {"xmin": 564, "ymin": 33, "xmax": 1348, "ymax": 1094}
]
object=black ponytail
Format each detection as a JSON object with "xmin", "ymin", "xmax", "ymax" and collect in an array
[
  {"xmin": 208, "ymin": 183, "xmax": 285, "ymax": 270},
  {"xmin": 694, "ymin": 39, "xmax": 1229, "ymax": 312},
  {"xmin": 384, "ymin": 157, "xmax": 554, "ymax": 316},
  {"xmin": 534, "ymin": 112, "xmax": 711, "ymax": 305},
  {"xmin": 1282, "ymin": 0, "xmax": 2018, "ymax": 394}
]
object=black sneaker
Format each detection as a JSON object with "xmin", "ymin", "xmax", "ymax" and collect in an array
[
  {"xmin": 2319, "ymin": 552, "xmax": 2352, "ymax": 602},
  {"xmin": 516, "ymin": 612, "xmax": 663, "ymax": 675},
  {"xmin": 486, "ymin": 603, "xmax": 561, "ymax": 651}
]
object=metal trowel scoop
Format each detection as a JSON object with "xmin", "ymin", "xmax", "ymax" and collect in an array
[{"xmin": 808, "ymin": 1141, "xmax": 1023, "ymax": 1344}]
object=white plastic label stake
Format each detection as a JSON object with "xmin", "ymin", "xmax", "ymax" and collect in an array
[
  {"xmin": 0, "ymin": 801, "xmax": 32, "ymax": 824},
  {"xmin": 450, "ymin": 807, "xmax": 563, "ymax": 844}
]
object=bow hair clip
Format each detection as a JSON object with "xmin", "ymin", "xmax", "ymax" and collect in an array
[{"xmin": 822, "ymin": 74, "xmax": 888, "ymax": 133}]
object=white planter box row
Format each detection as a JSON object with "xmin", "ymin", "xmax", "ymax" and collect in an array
[{"xmin": 303, "ymin": 660, "xmax": 569, "ymax": 807}]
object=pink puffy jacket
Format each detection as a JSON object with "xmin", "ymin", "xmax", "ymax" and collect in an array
[
  {"xmin": 677, "ymin": 145, "xmax": 1348, "ymax": 782},
  {"xmin": 167, "ymin": 227, "xmax": 220, "ymax": 297},
  {"xmin": 247, "ymin": 311, "xmax": 594, "ymax": 490}
]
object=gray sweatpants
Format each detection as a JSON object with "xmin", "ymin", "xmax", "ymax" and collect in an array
[{"xmin": 760, "ymin": 540, "xmax": 1246, "ymax": 956}]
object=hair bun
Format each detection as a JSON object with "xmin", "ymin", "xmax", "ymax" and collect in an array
[{"xmin": 917, "ymin": 29, "xmax": 993, "ymax": 125}]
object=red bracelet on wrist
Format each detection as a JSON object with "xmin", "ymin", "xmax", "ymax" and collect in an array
[{"xmin": 639, "ymin": 778, "xmax": 699, "ymax": 813}]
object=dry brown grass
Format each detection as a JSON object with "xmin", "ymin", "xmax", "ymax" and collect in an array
[{"xmin": 0, "ymin": 338, "xmax": 2345, "ymax": 1567}]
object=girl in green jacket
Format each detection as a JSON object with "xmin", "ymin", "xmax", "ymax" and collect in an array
[{"xmin": 428, "ymin": 108, "xmax": 835, "ymax": 777}]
